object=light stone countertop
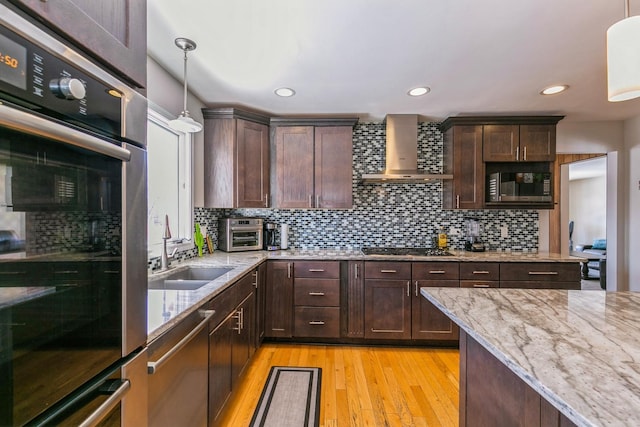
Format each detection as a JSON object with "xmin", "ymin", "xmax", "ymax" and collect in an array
[
  {"xmin": 147, "ymin": 249, "xmax": 583, "ymax": 342},
  {"xmin": 421, "ymin": 288, "xmax": 640, "ymax": 427}
]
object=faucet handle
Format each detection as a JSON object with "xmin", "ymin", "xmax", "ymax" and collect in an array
[{"xmin": 163, "ymin": 214, "xmax": 172, "ymax": 240}]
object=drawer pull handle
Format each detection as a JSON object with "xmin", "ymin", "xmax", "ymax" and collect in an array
[
  {"xmin": 472, "ymin": 284, "xmax": 491, "ymax": 288},
  {"xmin": 472, "ymin": 271, "xmax": 490, "ymax": 274},
  {"xmin": 428, "ymin": 270, "xmax": 446, "ymax": 274},
  {"xmin": 308, "ymin": 292, "xmax": 325, "ymax": 296},
  {"xmin": 308, "ymin": 269, "xmax": 325, "ymax": 272},
  {"xmin": 528, "ymin": 271, "xmax": 559, "ymax": 275},
  {"xmin": 380, "ymin": 269, "xmax": 397, "ymax": 273},
  {"xmin": 309, "ymin": 321, "xmax": 325, "ymax": 325}
]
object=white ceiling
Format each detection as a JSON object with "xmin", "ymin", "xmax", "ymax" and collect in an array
[{"xmin": 147, "ymin": 0, "xmax": 640, "ymax": 122}]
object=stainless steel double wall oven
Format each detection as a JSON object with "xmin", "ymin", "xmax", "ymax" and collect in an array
[{"xmin": 0, "ymin": 3, "xmax": 147, "ymax": 426}]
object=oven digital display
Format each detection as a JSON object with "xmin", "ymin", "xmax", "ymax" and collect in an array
[{"xmin": 0, "ymin": 32, "xmax": 27, "ymax": 90}]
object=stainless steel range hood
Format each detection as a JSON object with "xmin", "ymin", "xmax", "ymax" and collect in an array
[{"xmin": 361, "ymin": 114, "xmax": 453, "ymax": 183}]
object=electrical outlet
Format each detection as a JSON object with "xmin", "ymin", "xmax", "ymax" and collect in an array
[
  {"xmin": 500, "ymin": 226, "xmax": 509, "ymax": 238},
  {"xmin": 449, "ymin": 227, "xmax": 460, "ymax": 236}
]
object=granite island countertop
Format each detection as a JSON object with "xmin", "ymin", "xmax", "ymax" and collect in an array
[{"xmin": 421, "ymin": 288, "xmax": 640, "ymax": 427}]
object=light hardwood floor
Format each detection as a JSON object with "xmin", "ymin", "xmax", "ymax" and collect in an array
[{"xmin": 220, "ymin": 343, "xmax": 460, "ymax": 427}]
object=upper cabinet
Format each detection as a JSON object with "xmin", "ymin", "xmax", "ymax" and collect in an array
[
  {"xmin": 440, "ymin": 116, "xmax": 563, "ymax": 210},
  {"xmin": 203, "ymin": 108, "xmax": 271, "ymax": 209},
  {"xmin": 483, "ymin": 123, "xmax": 557, "ymax": 162},
  {"xmin": 272, "ymin": 118, "xmax": 357, "ymax": 209},
  {"xmin": 10, "ymin": 0, "xmax": 147, "ymax": 88}
]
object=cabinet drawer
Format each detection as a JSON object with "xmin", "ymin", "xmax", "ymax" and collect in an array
[
  {"xmin": 460, "ymin": 280, "xmax": 499, "ymax": 288},
  {"xmin": 294, "ymin": 278, "xmax": 340, "ymax": 306},
  {"xmin": 294, "ymin": 261, "xmax": 340, "ymax": 278},
  {"xmin": 500, "ymin": 263, "xmax": 580, "ymax": 282},
  {"xmin": 460, "ymin": 263, "xmax": 499, "ymax": 280},
  {"xmin": 412, "ymin": 262, "xmax": 459, "ymax": 280},
  {"xmin": 294, "ymin": 307, "xmax": 340, "ymax": 338},
  {"xmin": 365, "ymin": 262, "xmax": 411, "ymax": 280},
  {"xmin": 500, "ymin": 281, "xmax": 580, "ymax": 290}
]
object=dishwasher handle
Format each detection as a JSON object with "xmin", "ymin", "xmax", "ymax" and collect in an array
[
  {"xmin": 147, "ymin": 309, "xmax": 215, "ymax": 374},
  {"xmin": 78, "ymin": 379, "xmax": 131, "ymax": 427}
]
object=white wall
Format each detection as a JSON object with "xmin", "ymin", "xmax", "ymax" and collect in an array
[
  {"xmin": 569, "ymin": 175, "xmax": 606, "ymax": 246},
  {"xmin": 147, "ymin": 56, "xmax": 206, "ymax": 206},
  {"xmin": 624, "ymin": 116, "xmax": 640, "ymax": 290}
]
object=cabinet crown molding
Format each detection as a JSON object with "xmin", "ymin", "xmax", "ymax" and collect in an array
[
  {"xmin": 439, "ymin": 115, "xmax": 564, "ymax": 132},
  {"xmin": 202, "ymin": 107, "xmax": 270, "ymax": 125}
]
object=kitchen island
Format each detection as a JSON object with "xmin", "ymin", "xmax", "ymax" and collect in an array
[{"xmin": 421, "ymin": 288, "xmax": 640, "ymax": 427}]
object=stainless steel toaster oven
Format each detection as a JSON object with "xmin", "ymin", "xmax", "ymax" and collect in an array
[{"xmin": 218, "ymin": 217, "xmax": 263, "ymax": 252}]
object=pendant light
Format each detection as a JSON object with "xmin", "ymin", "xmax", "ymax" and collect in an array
[
  {"xmin": 607, "ymin": 0, "xmax": 640, "ymax": 102},
  {"xmin": 169, "ymin": 37, "xmax": 203, "ymax": 133}
]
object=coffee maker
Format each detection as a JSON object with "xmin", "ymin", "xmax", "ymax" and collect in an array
[
  {"xmin": 264, "ymin": 222, "xmax": 279, "ymax": 250},
  {"xmin": 464, "ymin": 217, "xmax": 485, "ymax": 252}
]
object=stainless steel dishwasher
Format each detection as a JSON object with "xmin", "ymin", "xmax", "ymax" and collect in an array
[{"xmin": 147, "ymin": 307, "xmax": 214, "ymax": 427}]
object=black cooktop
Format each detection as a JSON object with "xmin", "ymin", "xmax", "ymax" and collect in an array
[{"xmin": 361, "ymin": 247, "xmax": 453, "ymax": 256}]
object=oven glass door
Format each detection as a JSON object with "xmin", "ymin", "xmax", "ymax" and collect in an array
[{"xmin": 0, "ymin": 127, "xmax": 123, "ymax": 426}]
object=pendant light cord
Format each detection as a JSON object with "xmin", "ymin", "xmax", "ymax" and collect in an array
[{"xmin": 182, "ymin": 49, "xmax": 189, "ymax": 117}]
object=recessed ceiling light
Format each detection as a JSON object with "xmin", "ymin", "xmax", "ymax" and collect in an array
[
  {"xmin": 540, "ymin": 85, "xmax": 569, "ymax": 95},
  {"xmin": 408, "ymin": 86, "xmax": 430, "ymax": 96},
  {"xmin": 275, "ymin": 87, "xmax": 296, "ymax": 97}
]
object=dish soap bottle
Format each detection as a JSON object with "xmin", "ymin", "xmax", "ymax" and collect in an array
[{"xmin": 438, "ymin": 227, "xmax": 448, "ymax": 249}]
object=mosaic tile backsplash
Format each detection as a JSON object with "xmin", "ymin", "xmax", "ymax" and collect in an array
[{"xmin": 152, "ymin": 121, "xmax": 539, "ymax": 268}]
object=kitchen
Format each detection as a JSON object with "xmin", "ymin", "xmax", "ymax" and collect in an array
[{"xmin": 2, "ymin": 0, "xmax": 640, "ymax": 426}]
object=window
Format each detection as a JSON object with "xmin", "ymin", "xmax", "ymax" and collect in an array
[{"xmin": 147, "ymin": 107, "xmax": 193, "ymax": 257}]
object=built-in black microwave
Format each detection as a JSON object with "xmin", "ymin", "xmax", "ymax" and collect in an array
[{"xmin": 488, "ymin": 172, "xmax": 552, "ymax": 203}]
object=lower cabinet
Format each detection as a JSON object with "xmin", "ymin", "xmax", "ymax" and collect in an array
[
  {"xmin": 364, "ymin": 262, "xmax": 412, "ymax": 340},
  {"xmin": 208, "ymin": 270, "xmax": 256, "ymax": 427},
  {"xmin": 293, "ymin": 261, "xmax": 341, "ymax": 338},
  {"xmin": 499, "ymin": 262, "xmax": 581, "ymax": 289},
  {"xmin": 412, "ymin": 262, "xmax": 460, "ymax": 341},
  {"xmin": 264, "ymin": 260, "xmax": 294, "ymax": 338}
]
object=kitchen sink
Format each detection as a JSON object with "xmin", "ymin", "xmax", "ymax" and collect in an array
[{"xmin": 148, "ymin": 266, "xmax": 234, "ymax": 290}]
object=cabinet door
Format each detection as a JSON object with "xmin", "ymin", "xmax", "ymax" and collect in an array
[
  {"xmin": 519, "ymin": 125, "xmax": 556, "ymax": 162},
  {"xmin": 412, "ymin": 280, "xmax": 460, "ymax": 341},
  {"xmin": 483, "ymin": 125, "xmax": 520, "ymax": 162},
  {"xmin": 345, "ymin": 261, "xmax": 365, "ymax": 338},
  {"xmin": 208, "ymin": 316, "xmax": 233, "ymax": 426},
  {"xmin": 275, "ymin": 126, "xmax": 314, "ymax": 208},
  {"xmin": 314, "ymin": 127, "xmax": 353, "ymax": 208},
  {"xmin": 13, "ymin": 0, "xmax": 146, "ymax": 87},
  {"xmin": 237, "ymin": 120, "xmax": 269, "ymax": 208},
  {"xmin": 364, "ymin": 279, "xmax": 411, "ymax": 340},
  {"xmin": 443, "ymin": 125, "xmax": 484, "ymax": 209},
  {"xmin": 255, "ymin": 263, "xmax": 267, "ymax": 347},
  {"xmin": 264, "ymin": 261, "xmax": 293, "ymax": 337},
  {"xmin": 231, "ymin": 292, "xmax": 255, "ymax": 387}
]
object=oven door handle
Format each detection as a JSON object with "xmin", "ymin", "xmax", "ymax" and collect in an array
[
  {"xmin": 77, "ymin": 379, "xmax": 131, "ymax": 427},
  {"xmin": 0, "ymin": 103, "xmax": 131, "ymax": 161}
]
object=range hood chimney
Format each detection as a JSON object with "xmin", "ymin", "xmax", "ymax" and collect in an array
[{"xmin": 361, "ymin": 114, "xmax": 452, "ymax": 183}]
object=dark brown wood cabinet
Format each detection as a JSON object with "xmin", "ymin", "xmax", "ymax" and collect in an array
[
  {"xmin": 483, "ymin": 124, "xmax": 556, "ymax": 162},
  {"xmin": 208, "ymin": 271, "xmax": 256, "ymax": 427},
  {"xmin": 364, "ymin": 262, "xmax": 412, "ymax": 340},
  {"xmin": 255, "ymin": 263, "xmax": 267, "ymax": 348},
  {"xmin": 273, "ymin": 122, "xmax": 356, "ymax": 209},
  {"xmin": 460, "ymin": 330, "xmax": 577, "ymax": 427},
  {"xmin": 293, "ymin": 261, "xmax": 341, "ymax": 338},
  {"xmin": 344, "ymin": 261, "xmax": 365, "ymax": 338},
  {"xmin": 499, "ymin": 262, "xmax": 580, "ymax": 290},
  {"xmin": 412, "ymin": 263, "xmax": 460, "ymax": 341},
  {"xmin": 11, "ymin": 0, "xmax": 147, "ymax": 87},
  {"xmin": 264, "ymin": 261, "xmax": 293, "ymax": 338},
  {"xmin": 459, "ymin": 262, "xmax": 500, "ymax": 288},
  {"xmin": 442, "ymin": 125, "xmax": 484, "ymax": 209},
  {"xmin": 203, "ymin": 109, "xmax": 270, "ymax": 208}
]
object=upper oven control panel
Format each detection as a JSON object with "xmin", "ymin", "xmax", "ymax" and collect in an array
[{"xmin": 0, "ymin": 22, "xmax": 122, "ymax": 139}]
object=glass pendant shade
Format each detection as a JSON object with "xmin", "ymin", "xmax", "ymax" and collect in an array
[
  {"xmin": 607, "ymin": 15, "xmax": 640, "ymax": 102},
  {"xmin": 169, "ymin": 114, "xmax": 202, "ymax": 133}
]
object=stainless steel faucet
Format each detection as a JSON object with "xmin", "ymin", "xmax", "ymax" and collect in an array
[{"xmin": 161, "ymin": 214, "xmax": 178, "ymax": 270}]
